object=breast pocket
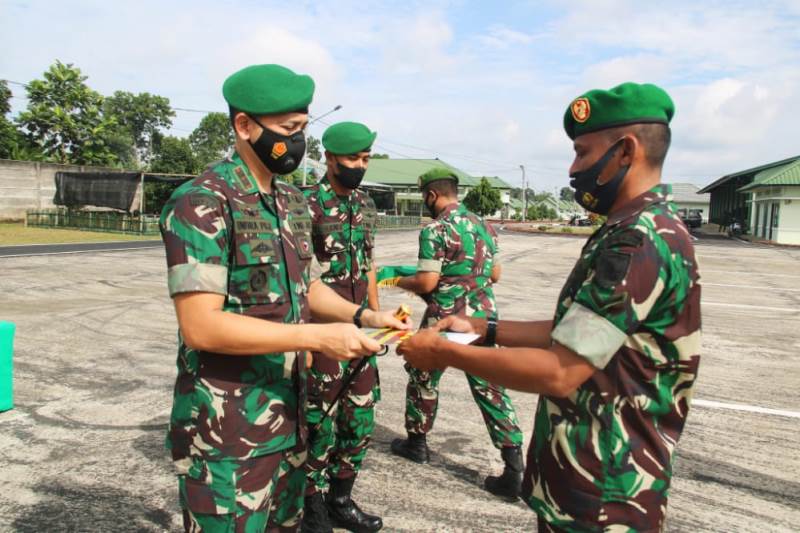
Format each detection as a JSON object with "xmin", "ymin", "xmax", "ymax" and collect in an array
[
  {"xmin": 360, "ymin": 230, "xmax": 374, "ymax": 273},
  {"xmin": 312, "ymin": 222, "xmax": 343, "ymax": 256},
  {"xmin": 228, "ymin": 236, "xmax": 287, "ymax": 306}
]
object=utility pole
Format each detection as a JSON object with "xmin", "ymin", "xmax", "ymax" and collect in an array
[
  {"xmin": 520, "ymin": 165, "xmax": 527, "ymax": 222},
  {"xmin": 303, "ymin": 104, "xmax": 342, "ymax": 186}
]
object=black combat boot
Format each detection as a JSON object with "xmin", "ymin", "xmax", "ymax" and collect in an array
[
  {"xmin": 390, "ymin": 433, "xmax": 430, "ymax": 464},
  {"xmin": 301, "ymin": 492, "xmax": 333, "ymax": 533},
  {"xmin": 326, "ymin": 477, "xmax": 383, "ymax": 533},
  {"xmin": 484, "ymin": 446, "xmax": 523, "ymax": 501}
]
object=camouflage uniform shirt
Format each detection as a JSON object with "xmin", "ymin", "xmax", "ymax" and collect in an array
[
  {"xmin": 159, "ymin": 152, "xmax": 315, "ymax": 464},
  {"xmin": 524, "ymin": 184, "xmax": 702, "ymax": 531},
  {"xmin": 417, "ymin": 202, "xmax": 499, "ymax": 322},
  {"xmin": 303, "ymin": 175, "xmax": 377, "ymax": 304}
]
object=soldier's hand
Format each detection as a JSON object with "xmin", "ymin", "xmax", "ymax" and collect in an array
[
  {"xmin": 315, "ymin": 323, "xmax": 382, "ymax": 361},
  {"xmin": 436, "ymin": 315, "xmax": 486, "ymax": 338},
  {"xmin": 362, "ymin": 309, "xmax": 413, "ymax": 331},
  {"xmin": 397, "ymin": 327, "xmax": 447, "ymax": 371}
]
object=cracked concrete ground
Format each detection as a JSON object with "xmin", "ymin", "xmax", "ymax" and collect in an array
[{"xmin": 1, "ymin": 229, "xmax": 798, "ymax": 532}]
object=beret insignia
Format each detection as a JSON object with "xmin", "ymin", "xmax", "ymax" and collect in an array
[{"xmin": 571, "ymin": 97, "xmax": 591, "ymax": 123}]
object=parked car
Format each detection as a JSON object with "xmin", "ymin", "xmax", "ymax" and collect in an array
[
  {"xmin": 678, "ymin": 209, "xmax": 702, "ymax": 229},
  {"xmin": 569, "ymin": 215, "xmax": 593, "ymax": 227}
]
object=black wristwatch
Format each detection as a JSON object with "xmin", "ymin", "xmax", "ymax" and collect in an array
[
  {"xmin": 353, "ymin": 305, "xmax": 367, "ymax": 328},
  {"xmin": 483, "ymin": 318, "xmax": 498, "ymax": 346}
]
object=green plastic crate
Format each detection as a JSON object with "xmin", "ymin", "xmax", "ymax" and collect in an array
[{"xmin": 0, "ymin": 322, "xmax": 15, "ymax": 412}]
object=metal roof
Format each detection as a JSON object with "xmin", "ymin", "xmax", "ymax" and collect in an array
[
  {"xmin": 698, "ymin": 154, "xmax": 800, "ymax": 193},
  {"xmin": 362, "ymin": 158, "xmax": 512, "ymax": 189},
  {"xmin": 738, "ymin": 158, "xmax": 800, "ymax": 192},
  {"xmin": 668, "ymin": 182, "xmax": 710, "ymax": 204}
]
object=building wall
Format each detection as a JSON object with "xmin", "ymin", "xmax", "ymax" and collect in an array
[
  {"xmin": 776, "ymin": 200, "xmax": 800, "ymax": 245},
  {"xmin": 0, "ymin": 159, "xmax": 136, "ymax": 220},
  {"xmin": 774, "ymin": 187, "xmax": 800, "ymax": 245},
  {"xmin": 708, "ymin": 175, "xmax": 752, "ymax": 225},
  {"xmin": 748, "ymin": 186, "xmax": 800, "ymax": 245}
]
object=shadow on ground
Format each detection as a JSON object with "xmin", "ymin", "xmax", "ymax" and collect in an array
[{"xmin": 11, "ymin": 480, "xmax": 173, "ymax": 533}]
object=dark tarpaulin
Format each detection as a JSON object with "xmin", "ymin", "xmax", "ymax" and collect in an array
[
  {"xmin": 363, "ymin": 187, "xmax": 395, "ymax": 212},
  {"xmin": 54, "ymin": 171, "xmax": 141, "ymax": 211}
]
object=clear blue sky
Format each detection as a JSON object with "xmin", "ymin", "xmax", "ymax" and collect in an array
[{"xmin": 2, "ymin": 0, "xmax": 799, "ymax": 191}]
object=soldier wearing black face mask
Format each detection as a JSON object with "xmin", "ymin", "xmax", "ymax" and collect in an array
[
  {"xmin": 160, "ymin": 64, "xmax": 412, "ymax": 533},
  {"xmin": 301, "ymin": 121, "xmax": 384, "ymax": 533}
]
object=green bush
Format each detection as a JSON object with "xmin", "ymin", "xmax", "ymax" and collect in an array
[
  {"xmin": 561, "ymin": 226, "xmax": 573, "ymax": 234},
  {"xmin": 537, "ymin": 225, "xmax": 549, "ymax": 231}
]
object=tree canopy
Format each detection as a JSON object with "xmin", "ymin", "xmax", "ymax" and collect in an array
[
  {"xmin": 463, "ymin": 177, "xmax": 503, "ymax": 217},
  {"xmin": 17, "ymin": 61, "xmax": 118, "ymax": 165}
]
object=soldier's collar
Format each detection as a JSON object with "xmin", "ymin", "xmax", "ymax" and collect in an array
[
  {"xmin": 230, "ymin": 151, "xmax": 266, "ymax": 196},
  {"xmin": 436, "ymin": 202, "xmax": 459, "ymax": 220},
  {"xmin": 321, "ymin": 173, "xmax": 355, "ymax": 199},
  {"xmin": 606, "ymin": 183, "xmax": 672, "ymax": 227},
  {"xmin": 319, "ymin": 174, "xmax": 335, "ymax": 194}
]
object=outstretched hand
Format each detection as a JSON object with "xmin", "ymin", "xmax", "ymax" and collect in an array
[
  {"xmin": 314, "ymin": 323, "xmax": 382, "ymax": 361},
  {"xmin": 397, "ymin": 327, "xmax": 448, "ymax": 371},
  {"xmin": 362, "ymin": 309, "xmax": 413, "ymax": 331},
  {"xmin": 435, "ymin": 315, "xmax": 487, "ymax": 340}
]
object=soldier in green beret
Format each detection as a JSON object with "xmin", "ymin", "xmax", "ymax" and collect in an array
[
  {"xmin": 300, "ymin": 121, "xmax": 384, "ymax": 533},
  {"xmin": 397, "ymin": 82, "xmax": 702, "ymax": 532},
  {"xmin": 159, "ymin": 64, "xmax": 409, "ymax": 533},
  {"xmin": 388, "ymin": 167, "xmax": 526, "ymax": 501}
]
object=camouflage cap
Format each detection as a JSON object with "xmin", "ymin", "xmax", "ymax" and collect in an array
[
  {"xmin": 322, "ymin": 121, "xmax": 377, "ymax": 155},
  {"xmin": 564, "ymin": 82, "xmax": 675, "ymax": 140},
  {"xmin": 223, "ymin": 64, "xmax": 315, "ymax": 115},
  {"xmin": 418, "ymin": 167, "xmax": 459, "ymax": 189}
]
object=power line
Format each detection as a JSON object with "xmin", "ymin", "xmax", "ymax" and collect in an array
[
  {"xmin": 1, "ymin": 76, "xmax": 566, "ymax": 176},
  {"xmin": 173, "ymin": 107, "xmax": 221, "ymax": 114}
]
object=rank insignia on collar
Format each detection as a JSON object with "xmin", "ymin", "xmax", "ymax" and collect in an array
[{"xmin": 571, "ymin": 97, "xmax": 591, "ymax": 123}]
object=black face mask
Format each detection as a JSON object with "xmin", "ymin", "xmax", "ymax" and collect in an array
[
  {"xmin": 569, "ymin": 138, "xmax": 629, "ymax": 215},
  {"xmin": 248, "ymin": 115, "xmax": 306, "ymax": 175},
  {"xmin": 424, "ymin": 191, "xmax": 438, "ymax": 218},
  {"xmin": 335, "ymin": 161, "xmax": 366, "ymax": 190}
]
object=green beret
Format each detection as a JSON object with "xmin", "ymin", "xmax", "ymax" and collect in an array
[
  {"xmin": 223, "ymin": 64, "xmax": 315, "ymax": 115},
  {"xmin": 563, "ymin": 82, "xmax": 675, "ymax": 140},
  {"xmin": 322, "ymin": 122, "xmax": 377, "ymax": 154},
  {"xmin": 418, "ymin": 167, "xmax": 459, "ymax": 189}
]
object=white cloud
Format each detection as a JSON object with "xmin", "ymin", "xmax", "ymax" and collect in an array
[
  {"xmin": 1, "ymin": 0, "xmax": 799, "ymax": 189},
  {"xmin": 581, "ymin": 54, "xmax": 674, "ymax": 88},
  {"xmin": 477, "ymin": 25, "xmax": 540, "ymax": 49},
  {"xmin": 379, "ymin": 12, "xmax": 457, "ymax": 75}
]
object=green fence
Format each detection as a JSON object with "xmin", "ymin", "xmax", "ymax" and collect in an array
[
  {"xmin": 377, "ymin": 215, "xmax": 422, "ymax": 229},
  {"xmin": 25, "ymin": 209, "xmax": 420, "ymax": 235},
  {"xmin": 26, "ymin": 208, "xmax": 160, "ymax": 235}
]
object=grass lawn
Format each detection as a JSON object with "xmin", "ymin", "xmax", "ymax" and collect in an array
[{"xmin": 0, "ymin": 222, "xmax": 161, "ymax": 246}]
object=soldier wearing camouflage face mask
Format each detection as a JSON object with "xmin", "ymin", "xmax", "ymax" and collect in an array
[
  {"xmin": 300, "ymin": 121, "xmax": 383, "ymax": 533},
  {"xmin": 159, "ymin": 65, "xmax": 409, "ymax": 533},
  {"xmin": 389, "ymin": 167, "xmax": 525, "ymax": 501},
  {"xmin": 397, "ymin": 82, "xmax": 702, "ymax": 532}
]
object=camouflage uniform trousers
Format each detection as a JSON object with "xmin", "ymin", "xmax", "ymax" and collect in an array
[
  {"xmin": 179, "ymin": 442, "xmax": 307, "ymax": 533},
  {"xmin": 404, "ymin": 312, "xmax": 523, "ymax": 449},
  {"xmin": 304, "ymin": 352, "xmax": 379, "ymax": 495}
]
